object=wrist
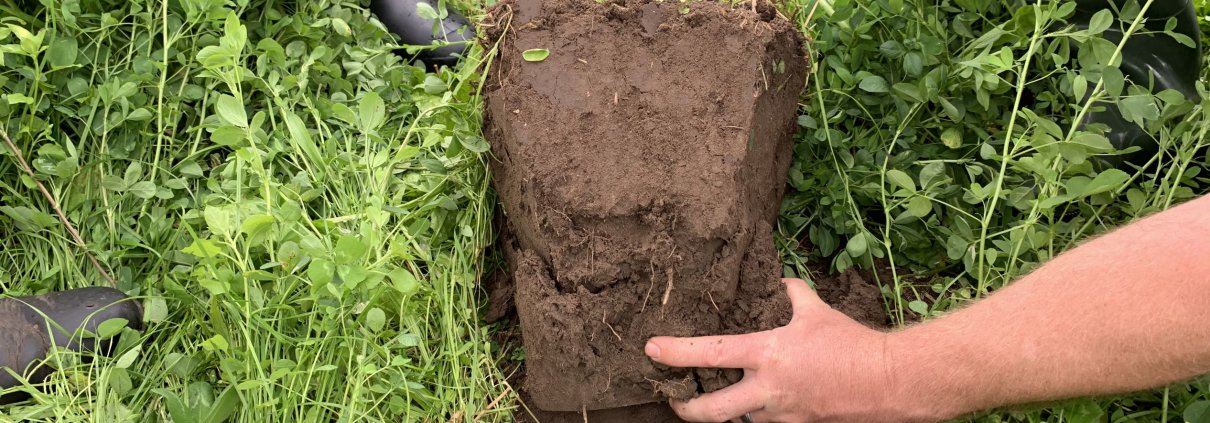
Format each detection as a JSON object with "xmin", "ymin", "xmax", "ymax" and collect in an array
[{"xmin": 880, "ymin": 328, "xmax": 966, "ymax": 422}]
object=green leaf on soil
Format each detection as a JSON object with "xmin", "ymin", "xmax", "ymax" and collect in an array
[{"xmin": 522, "ymin": 49, "xmax": 550, "ymax": 62}]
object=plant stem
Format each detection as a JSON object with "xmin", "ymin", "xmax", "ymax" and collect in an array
[{"xmin": 0, "ymin": 128, "xmax": 117, "ymax": 288}]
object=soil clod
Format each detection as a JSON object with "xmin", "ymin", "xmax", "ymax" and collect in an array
[{"xmin": 483, "ymin": 0, "xmax": 809, "ymax": 412}]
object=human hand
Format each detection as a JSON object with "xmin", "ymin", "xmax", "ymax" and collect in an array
[{"xmin": 644, "ymin": 278, "xmax": 913, "ymax": 423}]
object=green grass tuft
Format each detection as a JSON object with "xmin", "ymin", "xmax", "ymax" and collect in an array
[{"xmin": 0, "ymin": 0, "xmax": 508, "ymax": 421}]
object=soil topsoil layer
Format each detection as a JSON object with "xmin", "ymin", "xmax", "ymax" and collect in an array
[{"xmin": 483, "ymin": 0, "xmax": 809, "ymax": 412}]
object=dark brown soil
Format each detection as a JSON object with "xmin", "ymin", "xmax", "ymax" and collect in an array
[
  {"xmin": 479, "ymin": 0, "xmax": 803, "ymax": 413},
  {"xmin": 482, "ymin": 0, "xmax": 809, "ymax": 412},
  {"xmin": 486, "ymin": 262, "xmax": 892, "ymax": 422},
  {"xmin": 518, "ymin": 400, "xmax": 685, "ymax": 423},
  {"xmin": 814, "ymin": 268, "xmax": 891, "ymax": 328},
  {"xmin": 486, "ymin": 218, "xmax": 896, "ymax": 423}
]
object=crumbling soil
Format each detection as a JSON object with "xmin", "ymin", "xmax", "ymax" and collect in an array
[
  {"xmin": 518, "ymin": 400, "xmax": 684, "ymax": 423},
  {"xmin": 487, "ymin": 257, "xmax": 893, "ymax": 422},
  {"xmin": 482, "ymin": 0, "xmax": 810, "ymax": 412}
]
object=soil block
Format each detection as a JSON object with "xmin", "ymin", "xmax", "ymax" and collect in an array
[{"xmin": 483, "ymin": 0, "xmax": 809, "ymax": 412}]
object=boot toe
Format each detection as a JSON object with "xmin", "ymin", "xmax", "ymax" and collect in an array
[{"xmin": 19, "ymin": 287, "xmax": 142, "ymax": 355}]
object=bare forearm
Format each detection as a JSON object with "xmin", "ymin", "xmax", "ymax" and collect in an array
[{"xmin": 888, "ymin": 195, "xmax": 1210, "ymax": 420}]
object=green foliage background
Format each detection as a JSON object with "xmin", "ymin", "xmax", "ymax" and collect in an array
[
  {"xmin": 0, "ymin": 0, "xmax": 1207, "ymax": 421},
  {"xmin": 0, "ymin": 0, "xmax": 505, "ymax": 421},
  {"xmin": 779, "ymin": 0, "xmax": 1210, "ymax": 421}
]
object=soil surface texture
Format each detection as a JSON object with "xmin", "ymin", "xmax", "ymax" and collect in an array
[
  {"xmin": 815, "ymin": 268, "xmax": 891, "ymax": 328},
  {"xmin": 487, "ymin": 260, "xmax": 892, "ymax": 422},
  {"xmin": 483, "ymin": 0, "xmax": 810, "ymax": 412}
]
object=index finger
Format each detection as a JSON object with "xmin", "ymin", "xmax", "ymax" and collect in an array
[{"xmin": 646, "ymin": 332, "xmax": 765, "ymax": 369}]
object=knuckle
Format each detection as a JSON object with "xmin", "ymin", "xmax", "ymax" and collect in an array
[
  {"xmin": 758, "ymin": 336, "xmax": 780, "ymax": 366},
  {"xmin": 769, "ymin": 386, "xmax": 791, "ymax": 407},
  {"xmin": 705, "ymin": 343, "xmax": 724, "ymax": 368}
]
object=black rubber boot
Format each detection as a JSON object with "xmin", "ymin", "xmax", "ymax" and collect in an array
[
  {"xmin": 1072, "ymin": 0, "xmax": 1202, "ymax": 168},
  {"xmin": 0, "ymin": 287, "xmax": 142, "ymax": 403},
  {"xmin": 370, "ymin": 0, "xmax": 475, "ymax": 69}
]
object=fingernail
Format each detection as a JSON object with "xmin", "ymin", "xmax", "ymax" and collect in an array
[{"xmin": 645, "ymin": 340, "xmax": 661, "ymax": 360}]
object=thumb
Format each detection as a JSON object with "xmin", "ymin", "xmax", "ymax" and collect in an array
[{"xmin": 783, "ymin": 278, "xmax": 828, "ymax": 320}]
